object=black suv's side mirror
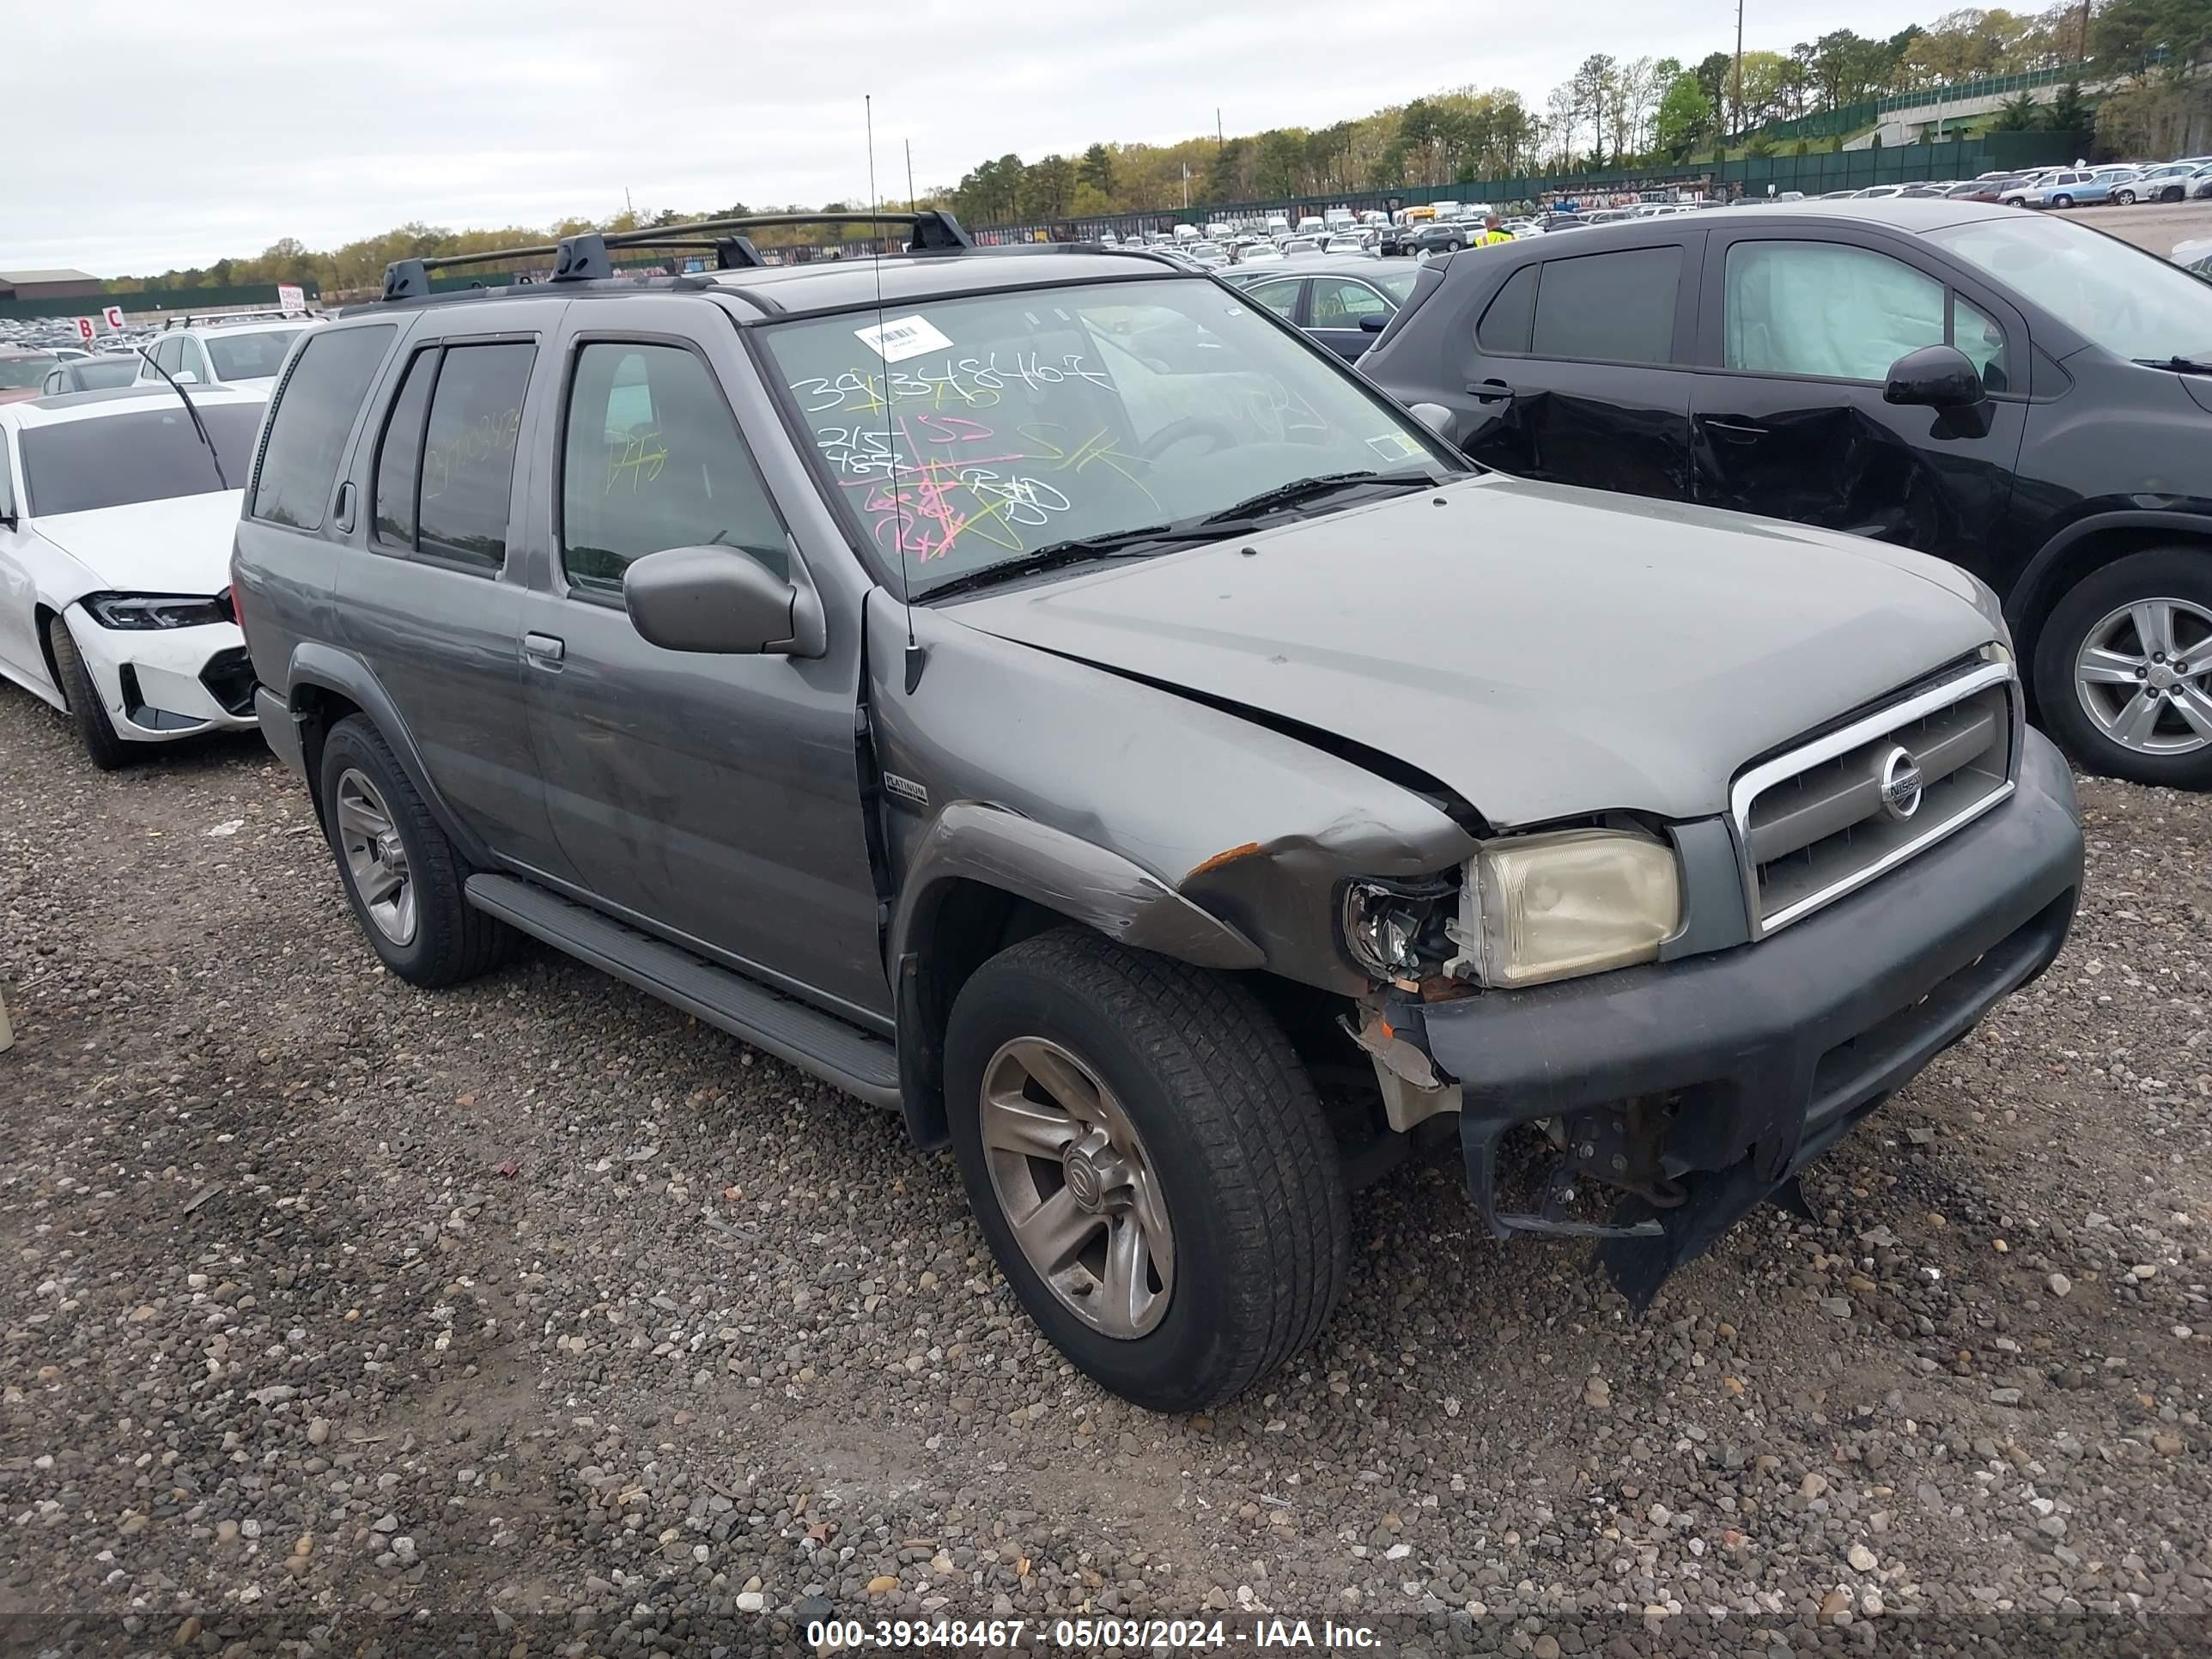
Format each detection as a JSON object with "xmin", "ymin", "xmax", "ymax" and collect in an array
[
  {"xmin": 624, "ymin": 545, "xmax": 799, "ymax": 654},
  {"xmin": 1884, "ymin": 343, "xmax": 1985, "ymax": 410}
]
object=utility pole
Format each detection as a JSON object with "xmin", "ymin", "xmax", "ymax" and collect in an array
[
  {"xmin": 1217, "ymin": 106, "xmax": 1225, "ymax": 161},
  {"xmin": 1733, "ymin": 0, "xmax": 1746, "ymax": 141},
  {"xmin": 905, "ymin": 140, "xmax": 915, "ymax": 212},
  {"xmin": 2077, "ymin": 0, "xmax": 2090, "ymax": 61}
]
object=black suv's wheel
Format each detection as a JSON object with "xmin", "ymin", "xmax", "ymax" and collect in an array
[
  {"xmin": 944, "ymin": 927, "xmax": 1351, "ymax": 1412},
  {"xmin": 47, "ymin": 614, "xmax": 131, "ymax": 771},
  {"xmin": 318, "ymin": 715, "xmax": 511, "ymax": 986},
  {"xmin": 2034, "ymin": 548, "xmax": 2212, "ymax": 788}
]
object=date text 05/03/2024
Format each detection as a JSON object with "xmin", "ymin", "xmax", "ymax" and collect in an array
[{"xmin": 803, "ymin": 1618, "xmax": 1381, "ymax": 1649}]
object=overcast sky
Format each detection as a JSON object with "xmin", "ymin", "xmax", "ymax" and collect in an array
[{"xmin": 12, "ymin": 1, "xmax": 1941, "ymax": 276}]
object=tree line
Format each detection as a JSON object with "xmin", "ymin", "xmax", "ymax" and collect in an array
[{"xmin": 100, "ymin": 1, "xmax": 2212, "ymax": 293}]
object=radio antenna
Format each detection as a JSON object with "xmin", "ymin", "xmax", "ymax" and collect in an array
[{"xmin": 866, "ymin": 94, "xmax": 926, "ymax": 692}]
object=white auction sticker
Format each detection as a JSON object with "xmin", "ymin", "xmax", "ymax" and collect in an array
[{"xmin": 854, "ymin": 314, "xmax": 953, "ymax": 363}]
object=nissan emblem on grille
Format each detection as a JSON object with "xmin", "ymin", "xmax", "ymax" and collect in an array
[{"xmin": 1878, "ymin": 745, "xmax": 1925, "ymax": 822}]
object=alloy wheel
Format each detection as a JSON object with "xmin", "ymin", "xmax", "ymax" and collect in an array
[
  {"xmin": 334, "ymin": 768, "xmax": 418, "ymax": 944},
  {"xmin": 977, "ymin": 1036, "xmax": 1174, "ymax": 1339},
  {"xmin": 2074, "ymin": 598, "xmax": 2212, "ymax": 757}
]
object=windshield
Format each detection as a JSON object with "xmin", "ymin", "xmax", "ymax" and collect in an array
[
  {"xmin": 1929, "ymin": 216, "xmax": 2212, "ymax": 362},
  {"xmin": 204, "ymin": 328, "xmax": 304, "ymax": 381},
  {"xmin": 21, "ymin": 403, "xmax": 263, "ymax": 516},
  {"xmin": 0, "ymin": 354, "xmax": 59, "ymax": 390},
  {"xmin": 763, "ymin": 276, "xmax": 1453, "ymax": 593}
]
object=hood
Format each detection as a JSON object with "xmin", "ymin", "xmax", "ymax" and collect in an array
[
  {"xmin": 32, "ymin": 489, "xmax": 245, "ymax": 596},
  {"xmin": 943, "ymin": 475, "xmax": 1998, "ymax": 826}
]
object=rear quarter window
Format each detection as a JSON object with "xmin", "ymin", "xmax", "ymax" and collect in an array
[
  {"xmin": 249, "ymin": 325, "xmax": 396, "ymax": 530},
  {"xmin": 1476, "ymin": 264, "xmax": 1538, "ymax": 354}
]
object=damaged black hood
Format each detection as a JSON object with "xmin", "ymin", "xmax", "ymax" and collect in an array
[{"xmin": 941, "ymin": 473, "xmax": 2001, "ymax": 826}]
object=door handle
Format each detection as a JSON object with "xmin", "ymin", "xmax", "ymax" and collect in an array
[
  {"xmin": 522, "ymin": 632, "xmax": 566, "ymax": 666},
  {"xmin": 1467, "ymin": 379, "xmax": 1518, "ymax": 402},
  {"xmin": 332, "ymin": 480, "xmax": 356, "ymax": 533},
  {"xmin": 1701, "ymin": 417, "xmax": 1768, "ymax": 441}
]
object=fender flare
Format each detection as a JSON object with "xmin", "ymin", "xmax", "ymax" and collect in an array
[
  {"xmin": 886, "ymin": 801, "xmax": 1266, "ymax": 1149},
  {"xmin": 2008, "ymin": 509, "xmax": 2212, "ymax": 637},
  {"xmin": 284, "ymin": 641, "xmax": 497, "ymax": 870}
]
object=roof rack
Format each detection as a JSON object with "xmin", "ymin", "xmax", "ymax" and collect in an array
[{"xmin": 380, "ymin": 210, "xmax": 973, "ymax": 301}]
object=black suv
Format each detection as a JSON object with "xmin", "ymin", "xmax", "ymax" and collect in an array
[{"xmin": 1362, "ymin": 200, "xmax": 2212, "ymax": 787}]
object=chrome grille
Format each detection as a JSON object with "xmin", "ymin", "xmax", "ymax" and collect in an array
[{"xmin": 1732, "ymin": 660, "xmax": 2019, "ymax": 936}]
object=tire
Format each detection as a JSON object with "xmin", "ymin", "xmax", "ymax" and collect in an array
[
  {"xmin": 2114, "ymin": 189, "xmax": 2136, "ymax": 205},
  {"xmin": 317, "ymin": 714, "xmax": 511, "ymax": 987},
  {"xmin": 1445, "ymin": 239, "xmax": 1466, "ymax": 252},
  {"xmin": 2033, "ymin": 547, "xmax": 2212, "ymax": 789},
  {"xmin": 2161, "ymin": 187, "xmax": 2184, "ymax": 203},
  {"xmin": 47, "ymin": 614, "xmax": 131, "ymax": 772},
  {"xmin": 2051, "ymin": 193, "xmax": 2074, "ymax": 209},
  {"xmin": 944, "ymin": 927, "xmax": 1351, "ymax": 1413}
]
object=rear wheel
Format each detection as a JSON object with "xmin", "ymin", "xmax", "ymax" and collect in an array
[
  {"xmin": 47, "ymin": 615, "xmax": 130, "ymax": 772},
  {"xmin": 2051, "ymin": 193, "xmax": 2075, "ymax": 209},
  {"xmin": 2034, "ymin": 548, "xmax": 2212, "ymax": 789},
  {"xmin": 944, "ymin": 927, "xmax": 1351, "ymax": 1412},
  {"xmin": 318, "ymin": 715, "xmax": 511, "ymax": 987}
]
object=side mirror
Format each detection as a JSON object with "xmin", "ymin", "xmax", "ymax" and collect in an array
[
  {"xmin": 173, "ymin": 370, "xmax": 199, "ymax": 385},
  {"xmin": 623, "ymin": 545, "xmax": 799, "ymax": 654},
  {"xmin": 1884, "ymin": 343, "xmax": 1984, "ymax": 410},
  {"xmin": 1407, "ymin": 401, "xmax": 1455, "ymax": 438},
  {"xmin": 1358, "ymin": 313, "xmax": 1391, "ymax": 332}
]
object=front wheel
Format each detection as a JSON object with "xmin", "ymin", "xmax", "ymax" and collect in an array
[
  {"xmin": 48, "ymin": 615, "xmax": 131, "ymax": 771},
  {"xmin": 944, "ymin": 927, "xmax": 1351, "ymax": 1412},
  {"xmin": 2033, "ymin": 547, "xmax": 2212, "ymax": 788},
  {"xmin": 2114, "ymin": 189, "xmax": 2137, "ymax": 205}
]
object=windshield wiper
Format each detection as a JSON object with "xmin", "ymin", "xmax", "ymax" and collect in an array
[
  {"xmin": 1196, "ymin": 467, "xmax": 1435, "ymax": 526},
  {"xmin": 2136, "ymin": 356, "xmax": 2212, "ymax": 374},
  {"xmin": 136, "ymin": 346, "xmax": 228, "ymax": 490}
]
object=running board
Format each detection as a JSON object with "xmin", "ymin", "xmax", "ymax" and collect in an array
[{"xmin": 464, "ymin": 873, "xmax": 902, "ymax": 1109}]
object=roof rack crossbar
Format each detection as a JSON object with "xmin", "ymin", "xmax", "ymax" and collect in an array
[{"xmin": 377, "ymin": 210, "xmax": 974, "ymax": 299}]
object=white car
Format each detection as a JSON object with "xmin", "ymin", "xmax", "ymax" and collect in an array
[
  {"xmin": 0, "ymin": 385, "xmax": 264, "ymax": 767},
  {"xmin": 133, "ymin": 315, "xmax": 313, "ymax": 394}
]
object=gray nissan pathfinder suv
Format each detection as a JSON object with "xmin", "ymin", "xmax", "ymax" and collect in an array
[{"xmin": 231, "ymin": 213, "xmax": 2084, "ymax": 1412}]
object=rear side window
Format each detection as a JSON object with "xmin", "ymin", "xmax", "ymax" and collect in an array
[
  {"xmin": 416, "ymin": 342, "xmax": 533, "ymax": 572},
  {"xmin": 559, "ymin": 341, "xmax": 787, "ymax": 593},
  {"xmin": 1476, "ymin": 264, "xmax": 1538, "ymax": 353},
  {"xmin": 251, "ymin": 325, "xmax": 395, "ymax": 529},
  {"xmin": 372, "ymin": 349, "xmax": 436, "ymax": 547},
  {"xmin": 1530, "ymin": 246, "xmax": 1684, "ymax": 366}
]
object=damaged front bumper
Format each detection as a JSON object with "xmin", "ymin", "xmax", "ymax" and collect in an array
[{"xmin": 1396, "ymin": 728, "xmax": 2084, "ymax": 1307}]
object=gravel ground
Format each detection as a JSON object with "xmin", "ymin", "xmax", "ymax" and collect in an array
[
  {"xmin": 2, "ymin": 679, "xmax": 2209, "ymax": 1659},
  {"xmin": 2069, "ymin": 198, "xmax": 2212, "ymax": 258}
]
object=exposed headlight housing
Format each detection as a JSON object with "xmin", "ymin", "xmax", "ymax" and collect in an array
[
  {"xmin": 80, "ymin": 592, "xmax": 229, "ymax": 631},
  {"xmin": 1449, "ymin": 828, "xmax": 1681, "ymax": 988}
]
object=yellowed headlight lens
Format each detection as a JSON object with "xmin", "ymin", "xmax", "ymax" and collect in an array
[{"xmin": 1474, "ymin": 830, "xmax": 1682, "ymax": 988}]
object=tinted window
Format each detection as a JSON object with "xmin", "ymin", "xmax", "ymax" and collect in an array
[
  {"xmin": 1249, "ymin": 280, "xmax": 1302, "ymax": 318},
  {"xmin": 1531, "ymin": 247, "xmax": 1682, "ymax": 364},
  {"xmin": 206, "ymin": 328, "xmax": 304, "ymax": 382},
  {"xmin": 21, "ymin": 404, "xmax": 264, "ymax": 517},
  {"xmin": 1477, "ymin": 264, "xmax": 1538, "ymax": 353},
  {"xmin": 251, "ymin": 324, "xmax": 394, "ymax": 529},
  {"xmin": 373, "ymin": 349, "xmax": 436, "ymax": 547},
  {"xmin": 416, "ymin": 342, "xmax": 532, "ymax": 571},
  {"xmin": 561, "ymin": 343, "xmax": 787, "ymax": 592},
  {"xmin": 1724, "ymin": 241, "xmax": 1944, "ymax": 382},
  {"xmin": 179, "ymin": 338, "xmax": 211, "ymax": 383}
]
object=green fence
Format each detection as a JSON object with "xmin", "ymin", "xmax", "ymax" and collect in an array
[
  {"xmin": 0, "ymin": 281, "xmax": 321, "ymax": 320},
  {"xmin": 1740, "ymin": 62, "xmax": 2091, "ymax": 147}
]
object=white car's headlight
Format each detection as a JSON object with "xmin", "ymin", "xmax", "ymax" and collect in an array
[{"xmin": 1459, "ymin": 829, "xmax": 1681, "ymax": 988}]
